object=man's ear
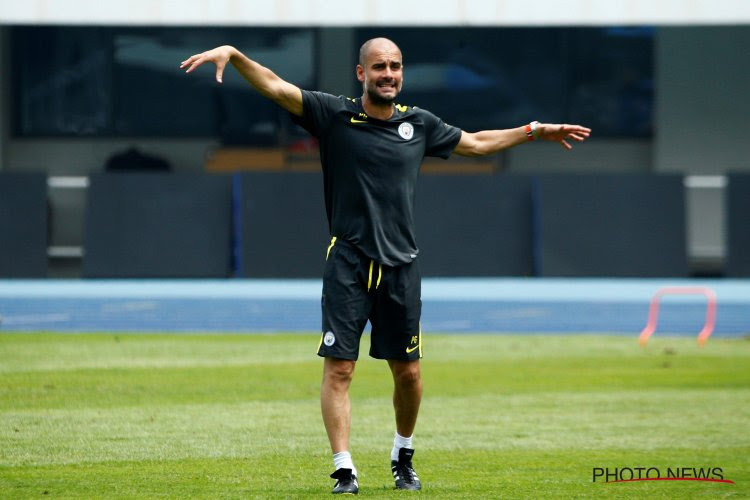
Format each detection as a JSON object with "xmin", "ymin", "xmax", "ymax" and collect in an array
[{"xmin": 356, "ymin": 65, "xmax": 365, "ymax": 82}]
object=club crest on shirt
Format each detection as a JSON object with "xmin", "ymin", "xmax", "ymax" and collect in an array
[{"xmin": 398, "ymin": 122, "xmax": 414, "ymax": 140}]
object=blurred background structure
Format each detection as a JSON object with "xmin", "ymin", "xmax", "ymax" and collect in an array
[{"xmin": 1, "ymin": 1, "xmax": 749, "ymax": 279}]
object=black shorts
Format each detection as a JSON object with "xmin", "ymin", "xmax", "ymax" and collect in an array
[{"xmin": 317, "ymin": 237, "xmax": 422, "ymax": 361}]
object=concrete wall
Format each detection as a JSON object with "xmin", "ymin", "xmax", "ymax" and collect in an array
[
  {"xmin": 655, "ymin": 26, "xmax": 750, "ymax": 174},
  {"xmin": 652, "ymin": 26, "xmax": 750, "ymax": 270},
  {"xmin": 317, "ymin": 28, "xmax": 358, "ymax": 97},
  {"xmin": 509, "ymin": 139, "xmax": 651, "ymax": 173},
  {"xmin": 0, "ymin": 28, "xmax": 7, "ymax": 170}
]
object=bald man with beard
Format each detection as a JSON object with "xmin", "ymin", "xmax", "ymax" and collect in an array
[{"xmin": 182, "ymin": 38, "xmax": 590, "ymax": 495}]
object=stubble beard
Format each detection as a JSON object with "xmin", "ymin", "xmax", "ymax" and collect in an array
[{"xmin": 365, "ymin": 79, "xmax": 400, "ymax": 105}]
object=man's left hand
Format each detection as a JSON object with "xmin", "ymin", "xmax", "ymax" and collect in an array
[{"xmin": 538, "ymin": 124, "xmax": 592, "ymax": 150}]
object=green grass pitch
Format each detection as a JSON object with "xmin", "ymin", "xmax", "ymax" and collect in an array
[{"xmin": 1, "ymin": 332, "xmax": 748, "ymax": 498}]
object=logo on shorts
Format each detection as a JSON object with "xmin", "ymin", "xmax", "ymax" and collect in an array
[
  {"xmin": 323, "ymin": 331, "xmax": 336, "ymax": 346},
  {"xmin": 406, "ymin": 334, "xmax": 420, "ymax": 354},
  {"xmin": 398, "ymin": 122, "xmax": 414, "ymax": 140}
]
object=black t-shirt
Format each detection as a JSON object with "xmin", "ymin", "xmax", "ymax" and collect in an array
[{"xmin": 293, "ymin": 90, "xmax": 462, "ymax": 266}]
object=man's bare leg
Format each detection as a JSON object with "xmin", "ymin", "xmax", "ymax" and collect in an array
[
  {"xmin": 321, "ymin": 357, "xmax": 359, "ymax": 493},
  {"xmin": 321, "ymin": 358, "xmax": 357, "ymax": 452},
  {"xmin": 387, "ymin": 359, "xmax": 423, "ymax": 490},
  {"xmin": 388, "ymin": 359, "xmax": 422, "ymax": 437}
]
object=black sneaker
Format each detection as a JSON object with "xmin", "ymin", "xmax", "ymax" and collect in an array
[
  {"xmin": 391, "ymin": 448, "xmax": 422, "ymax": 490},
  {"xmin": 330, "ymin": 468, "xmax": 358, "ymax": 495}
]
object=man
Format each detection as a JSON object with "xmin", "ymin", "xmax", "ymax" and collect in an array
[{"xmin": 181, "ymin": 38, "xmax": 590, "ymax": 495}]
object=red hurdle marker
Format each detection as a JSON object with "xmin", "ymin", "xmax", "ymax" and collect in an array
[{"xmin": 639, "ymin": 287, "xmax": 717, "ymax": 347}]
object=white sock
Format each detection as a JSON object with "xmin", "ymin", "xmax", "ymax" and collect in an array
[
  {"xmin": 391, "ymin": 431, "xmax": 413, "ymax": 461},
  {"xmin": 333, "ymin": 451, "xmax": 357, "ymax": 476}
]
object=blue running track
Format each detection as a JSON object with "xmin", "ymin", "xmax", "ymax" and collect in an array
[{"xmin": 0, "ymin": 278, "xmax": 748, "ymax": 337}]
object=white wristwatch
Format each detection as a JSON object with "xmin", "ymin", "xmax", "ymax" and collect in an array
[{"xmin": 525, "ymin": 121, "xmax": 540, "ymax": 141}]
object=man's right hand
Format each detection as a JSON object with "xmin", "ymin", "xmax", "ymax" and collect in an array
[
  {"xmin": 180, "ymin": 45, "xmax": 236, "ymax": 83},
  {"xmin": 180, "ymin": 45, "xmax": 303, "ymax": 116}
]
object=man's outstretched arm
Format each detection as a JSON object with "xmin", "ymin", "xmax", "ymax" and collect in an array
[
  {"xmin": 454, "ymin": 123, "xmax": 592, "ymax": 157},
  {"xmin": 181, "ymin": 45, "xmax": 303, "ymax": 117}
]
